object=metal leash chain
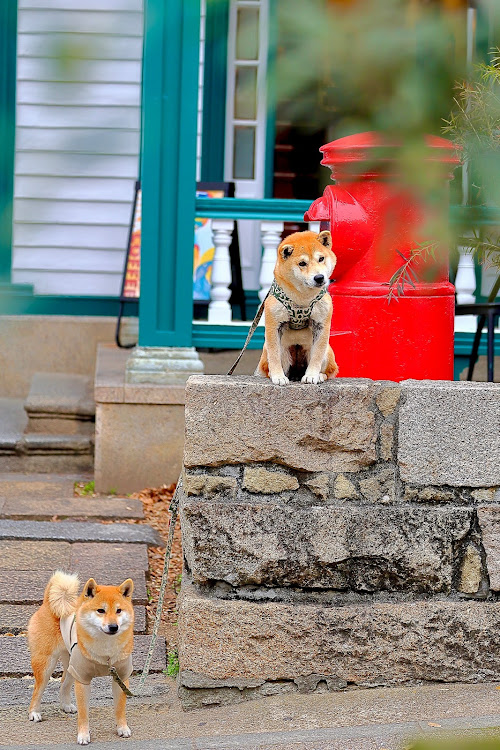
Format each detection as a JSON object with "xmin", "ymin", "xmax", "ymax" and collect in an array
[
  {"xmin": 109, "ymin": 666, "xmax": 134, "ymax": 698},
  {"xmin": 137, "ymin": 299, "xmax": 267, "ymax": 693},
  {"xmin": 226, "ymin": 292, "xmax": 268, "ymax": 375},
  {"xmin": 138, "ymin": 476, "xmax": 182, "ymax": 693}
]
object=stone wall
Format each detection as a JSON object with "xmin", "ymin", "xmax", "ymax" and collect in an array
[{"xmin": 177, "ymin": 375, "xmax": 500, "ymax": 709}]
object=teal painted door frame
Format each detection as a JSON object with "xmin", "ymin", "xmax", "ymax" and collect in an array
[
  {"xmin": 0, "ymin": 0, "xmax": 17, "ymax": 283},
  {"xmin": 201, "ymin": 0, "xmax": 229, "ymax": 182},
  {"xmin": 139, "ymin": 0, "xmax": 200, "ymax": 348}
]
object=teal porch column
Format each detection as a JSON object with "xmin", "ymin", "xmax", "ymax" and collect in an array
[
  {"xmin": 127, "ymin": 0, "xmax": 204, "ymax": 383},
  {"xmin": 0, "ymin": 0, "xmax": 17, "ymax": 283}
]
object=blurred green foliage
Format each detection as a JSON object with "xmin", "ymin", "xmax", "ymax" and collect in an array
[{"xmin": 409, "ymin": 735, "xmax": 500, "ymax": 750}]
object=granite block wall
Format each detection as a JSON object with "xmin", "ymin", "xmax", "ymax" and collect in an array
[{"xmin": 178, "ymin": 376, "xmax": 500, "ymax": 709}]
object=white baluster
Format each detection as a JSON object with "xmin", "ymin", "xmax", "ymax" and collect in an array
[
  {"xmin": 455, "ymin": 244, "xmax": 476, "ymax": 304},
  {"xmin": 258, "ymin": 221, "xmax": 284, "ymax": 326},
  {"xmin": 455, "ymin": 236, "xmax": 477, "ymax": 332},
  {"xmin": 259, "ymin": 221, "xmax": 284, "ymax": 303},
  {"xmin": 308, "ymin": 221, "xmax": 321, "ymax": 234},
  {"xmin": 208, "ymin": 219, "xmax": 234, "ymax": 323}
]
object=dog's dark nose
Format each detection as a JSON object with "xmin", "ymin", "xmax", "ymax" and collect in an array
[
  {"xmin": 108, "ymin": 624, "xmax": 119, "ymax": 634},
  {"xmin": 314, "ymin": 274, "xmax": 325, "ymax": 285}
]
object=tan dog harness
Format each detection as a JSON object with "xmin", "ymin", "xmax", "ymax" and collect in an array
[
  {"xmin": 269, "ymin": 280, "xmax": 327, "ymax": 330},
  {"xmin": 60, "ymin": 614, "xmax": 133, "ymax": 686}
]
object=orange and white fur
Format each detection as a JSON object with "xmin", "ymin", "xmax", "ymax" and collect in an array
[
  {"xmin": 256, "ymin": 230, "xmax": 339, "ymax": 385},
  {"xmin": 28, "ymin": 571, "xmax": 134, "ymax": 745}
]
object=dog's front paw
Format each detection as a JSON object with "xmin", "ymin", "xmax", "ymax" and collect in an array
[
  {"xmin": 271, "ymin": 374, "xmax": 289, "ymax": 386},
  {"xmin": 77, "ymin": 731, "xmax": 91, "ymax": 745},
  {"xmin": 117, "ymin": 725, "xmax": 132, "ymax": 738},
  {"xmin": 29, "ymin": 710, "xmax": 42, "ymax": 722},
  {"xmin": 61, "ymin": 702, "xmax": 77, "ymax": 714},
  {"xmin": 302, "ymin": 372, "xmax": 325, "ymax": 384}
]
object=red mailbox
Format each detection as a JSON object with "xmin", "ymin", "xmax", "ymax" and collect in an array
[{"xmin": 304, "ymin": 131, "xmax": 460, "ymax": 382}]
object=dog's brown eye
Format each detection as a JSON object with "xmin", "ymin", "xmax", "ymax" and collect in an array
[
  {"xmin": 97, "ymin": 608, "xmax": 105, "ymax": 614},
  {"xmin": 298, "ymin": 261, "xmax": 307, "ymax": 267},
  {"xmin": 116, "ymin": 608, "xmax": 122, "ymax": 614},
  {"xmin": 318, "ymin": 256, "xmax": 324, "ymax": 262}
]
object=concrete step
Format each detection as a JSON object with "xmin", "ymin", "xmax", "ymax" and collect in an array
[
  {"xmin": 0, "ymin": 473, "xmax": 90, "ymax": 500},
  {"xmin": 0, "ymin": 568, "xmax": 149, "ymax": 605},
  {"xmin": 0, "ymin": 602, "xmax": 147, "ymax": 634},
  {"xmin": 0, "ymin": 539, "xmax": 149, "ymax": 573},
  {"xmin": 0, "ymin": 471, "xmax": 143, "ymax": 521},
  {"xmin": 0, "ymin": 672, "xmax": 169, "ymax": 711},
  {"xmin": 0, "ymin": 494, "xmax": 144, "ymax": 520},
  {"xmin": 25, "ymin": 372, "xmax": 95, "ymax": 435},
  {"xmin": 0, "ymin": 634, "xmax": 166, "ymax": 676},
  {"xmin": 0, "ymin": 519, "xmax": 162, "ymax": 545},
  {"xmin": 0, "ymin": 399, "xmax": 94, "ymax": 472}
]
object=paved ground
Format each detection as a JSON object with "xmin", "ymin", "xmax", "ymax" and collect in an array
[{"xmin": 0, "ymin": 680, "xmax": 498, "ymax": 748}]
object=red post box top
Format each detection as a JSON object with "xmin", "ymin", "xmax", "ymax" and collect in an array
[{"xmin": 320, "ymin": 131, "xmax": 461, "ymax": 176}]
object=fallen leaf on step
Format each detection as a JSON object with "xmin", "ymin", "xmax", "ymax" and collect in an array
[{"xmin": 428, "ymin": 722, "xmax": 442, "ymax": 727}]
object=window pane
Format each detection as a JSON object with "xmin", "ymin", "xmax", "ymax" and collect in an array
[
  {"xmin": 236, "ymin": 7, "xmax": 259, "ymax": 60},
  {"xmin": 234, "ymin": 66, "xmax": 257, "ymax": 120},
  {"xmin": 233, "ymin": 126, "xmax": 255, "ymax": 179}
]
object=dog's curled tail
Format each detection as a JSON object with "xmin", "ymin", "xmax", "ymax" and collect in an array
[{"xmin": 44, "ymin": 571, "xmax": 80, "ymax": 619}]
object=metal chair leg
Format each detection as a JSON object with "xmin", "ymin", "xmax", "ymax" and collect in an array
[
  {"xmin": 487, "ymin": 311, "xmax": 494, "ymax": 382},
  {"xmin": 467, "ymin": 314, "xmax": 485, "ymax": 381}
]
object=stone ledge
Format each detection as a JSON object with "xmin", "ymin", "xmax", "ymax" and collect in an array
[
  {"xmin": 94, "ymin": 344, "xmax": 186, "ymax": 405},
  {"xmin": 178, "ymin": 583, "xmax": 500, "ymax": 709},
  {"xmin": 184, "ymin": 376, "xmax": 383, "ymax": 472},
  {"xmin": 398, "ymin": 380, "xmax": 500, "ymax": 487},
  {"xmin": 181, "ymin": 495, "xmax": 473, "ymax": 592}
]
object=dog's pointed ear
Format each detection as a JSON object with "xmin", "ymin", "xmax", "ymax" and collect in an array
[
  {"xmin": 83, "ymin": 578, "xmax": 97, "ymax": 599},
  {"xmin": 280, "ymin": 244, "xmax": 294, "ymax": 260},
  {"xmin": 119, "ymin": 579, "xmax": 134, "ymax": 598},
  {"xmin": 317, "ymin": 231, "xmax": 332, "ymax": 249}
]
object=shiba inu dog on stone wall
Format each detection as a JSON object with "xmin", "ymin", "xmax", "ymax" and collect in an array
[
  {"xmin": 28, "ymin": 571, "xmax": 134, "ymax": 745},
  {"xmin": 256, "ymin": 230, "xmax": 339, "ymax": 385}
]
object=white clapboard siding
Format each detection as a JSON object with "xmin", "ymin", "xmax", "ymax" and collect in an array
[
  {"xmin": 16, "ymin": 224, "xmax": 129, "ymax": 250},
  {"xmin": 16, "ymin": 153, "xmax": 139, "ymax": 179},
  {"xmin": 18, "ymin": 33, "xmax": 143, "ymax": 60},
  {"xmin": 13, "ymin": 248, "xmax": 126, "ymax": 273},
  {"xmin": 18, "ymin": 58, "xmax": 142, "ymax": 83},
  {"xmin": 18, "ymin": 104, "xmax": 140, "ymax": 129},
  {"xmin": 11, "ymin": 270, "xmax": 124, "ymax": 296},
  {"xmin": 18, "ymin": 81, "xmax": 141, "ymax": 107},
  {"xmin": 18, "ymin": 11, "xmax": 143, "ymax": 36},
  {"xmin": 13, "ymin": 3, "xmax": 143, "ymax": 296},
  {"xmin": 19, "ymin": 0, "xmax": 142, "ymax": 11},
  {"xmin": 15, "ymin": 200, "xmax": 132, "ymax": 226},
  {"xmin": 17, "ymin": 127, "xmax": 139, "ymax": 155},
  {"xmin": 15, "ymin": 176, "xmax": 136, "ymax": 202}
]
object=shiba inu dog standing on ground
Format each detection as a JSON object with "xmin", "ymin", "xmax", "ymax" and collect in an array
[
  {"xmin": 256, "ymin": 230, "xmax": 339, "ymax": 385},
  {"xmin": 28, "ymin": 571, "xmax": 134, "ymax": 745}
]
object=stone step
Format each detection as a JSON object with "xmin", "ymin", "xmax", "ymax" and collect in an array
[
  {"xmin": 0, "ymin": 672, "xmax": 169, "ymax": 709},
  {"xmin": 25, "ymin": 372, "xmax": 95, "ymax": 435},
  {"xmin": 0, "ymin": 519, "xmax": 162, "ymax": 545},
  {"xmin": 0, "ymin": 603, "xmax": 147, "ymax": 634},
  {"xmin": 0, "ymin": 473, "xmax": 91, "ymax": 501},
  {"xmin": 0, "ymin": 540, "xmax": 149, "ymax": 574},
  {"xmin": 0, "ymin": 494, "xmax": 144, "ymax": 520},
  {"xmin": 0, "ymin": 634, "xmax": 166, "ymax": 676},
  {"xmin": 0, "ymin": 569, "xmax": 149, "ymax": 605},
  {"xmin": 0, "ymin": 398, "xmax": 94, "ymax": 470}
]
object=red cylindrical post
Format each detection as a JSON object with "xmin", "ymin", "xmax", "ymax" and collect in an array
[{"xmin": 305, "ymin": 132, "xmax": 460, "ymax": 382}]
